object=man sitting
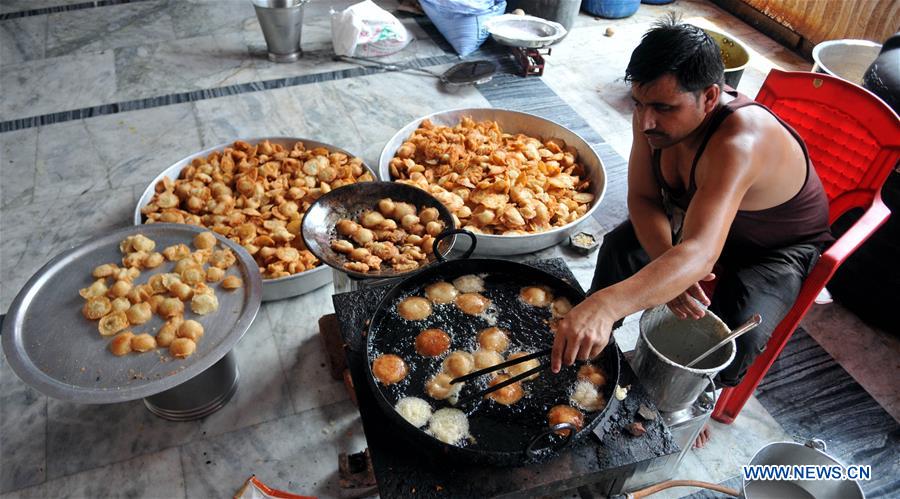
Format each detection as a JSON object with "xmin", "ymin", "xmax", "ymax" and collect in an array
[{"xmin": 551, "ymin": 17, "xmax": 832, "ymax": 446}]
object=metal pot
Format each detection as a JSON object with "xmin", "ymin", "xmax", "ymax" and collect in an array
[
  {"xmin": 743, "ymin": 439, "xmax": 865, "ymax": 499},
  {"xmin": 632, "ymin": 305, "xmax": 735, "ymax": 413},
  {"xmin": 378, "ymin": 108, "xmax": 607, "ymax": 256}
]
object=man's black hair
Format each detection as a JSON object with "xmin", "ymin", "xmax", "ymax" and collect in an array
[{"xmin": 625, "ymin": 14, "xmax": 725, "ymax": 93}]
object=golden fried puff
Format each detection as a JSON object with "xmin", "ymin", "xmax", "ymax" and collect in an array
[
  {"xmin": 415, "ymin": 328, "xmax": 451, "ymax": 357},
  {"xmin": 456, "ymin": 292, "xmax": 490, "ymax": 315},
  {"xmin": 425, "ymin": 372, "xmax": 462, "ymax": 401},
  {"xmin": 577, "ymin": 364, "xmax": 607, "ymax": 387},
  {"xmin": 372, "ymin": 354, "xmax": 408, "ymax": 385},
  {"xmin": 520, "ymin": 285, "xmax": 553, "ymax": 307},
  {"xmin": 548, "ymin": 405, "xmax": 584, "ymax": 436},
  {"xmin": 452, "ymin": 274, "xmax": 484, "ymax": 293},
  {"xmin": 477, "ymin": 327, "xmax": 509, "ymax": 352},
  {"xmin": 442, "ymin": 351, "xmax": 475, "ymax": 378},
  {"xmin": 397, "ymin": 296, "xmax": 432, "ymax": 321},
  {"xmin": 506, "ymin": 351, "xmax": 540, "ymax": 381},
  {"xmin": 473, "ymin": 349, "xmax": 503, "ymax": 370},
  {"xmin": 425, "ymin": 281, "xmax": 459, "ymax": 304},
  {"xmin": 486, "ymin": 375, "xmax": 525, "ymax": 405}
]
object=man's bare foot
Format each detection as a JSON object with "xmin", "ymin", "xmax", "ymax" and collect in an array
[{"xmin": 694, "ymin": 424, "xmax": 711, "ymax": 448}]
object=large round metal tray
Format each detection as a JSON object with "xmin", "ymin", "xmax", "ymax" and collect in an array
[
  {"xmin": 1, "ymin": 223, "xmax": 262, "ymax": 403},
  {"xmin": 134, "ymin": 137, "xmax": 376, "ymax": 301},
  {"xmin": 378, "ymin": 109, "xmax": 607, "ymax": 256},
  {"xmin": 301, "ymin": 181, "xmax": 457, "ymax": 280},
  {"xmin": 485, "ymin": 14, "xmax": 567, "ymax": 48}
]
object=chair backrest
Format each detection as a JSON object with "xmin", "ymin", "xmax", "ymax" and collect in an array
[{"xmin": 754, "ymin": 69, "xmax": 900, "ymax": 224}]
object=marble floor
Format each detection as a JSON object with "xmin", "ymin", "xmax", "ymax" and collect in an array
[{"xmin": 0, "ymin": 0, "xmax": 897, "ymax": 498}]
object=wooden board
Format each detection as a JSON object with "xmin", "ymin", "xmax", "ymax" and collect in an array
[{"xmin": 743, "ymin": 0, "xmax": 899, "ymax": 45}]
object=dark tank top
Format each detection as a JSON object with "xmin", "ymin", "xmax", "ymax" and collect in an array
[{"xmin": 651, "ymin": 88, "xmax": 832, "ymax": 251}]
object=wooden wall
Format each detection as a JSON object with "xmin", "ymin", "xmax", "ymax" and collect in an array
[{"xmin": 743, "ymin": 0, "xmax": 899, "ymax": 45}]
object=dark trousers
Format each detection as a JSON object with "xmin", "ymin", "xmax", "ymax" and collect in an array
[{"xmin": 589, "ymin": 221, "xmax": 821, "ymax": 387}]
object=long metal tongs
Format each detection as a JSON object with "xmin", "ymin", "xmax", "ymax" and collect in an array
[{"xmin": 451, "ymin": 347, "xmax": 551, "ymax": 405}]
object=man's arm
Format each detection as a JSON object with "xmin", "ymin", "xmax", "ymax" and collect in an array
[
  {"xmin": 627, "ymin": 112, "xmax": 675, "ymax": 260},
  {"xmin": 551, "ymin": 132, "xmax": 759, "ymax": 370}
]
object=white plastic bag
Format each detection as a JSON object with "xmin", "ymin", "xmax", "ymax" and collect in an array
[{"xmin": 331, "ymin": 0, "xmax": 413, "ymax": 57}]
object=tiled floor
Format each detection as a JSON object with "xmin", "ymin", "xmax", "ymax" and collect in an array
[{"xmin": 0, "ymin": 0, "xmax": 897, "ymax": 498}]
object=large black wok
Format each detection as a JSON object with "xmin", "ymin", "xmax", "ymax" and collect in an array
[{"xmin": 364, "ymin": 230, "xmax": 622, "ymax": 467}]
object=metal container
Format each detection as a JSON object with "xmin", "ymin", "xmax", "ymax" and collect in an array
[
  {"xmin": 1, "ymin": 223, "xmax": 261, "ymax": 405},
  {"xmin": 632, "ymin": 305, "xmax": 735, "ymax": 413},
  {"xmin": 813, "ymin": 39, "xmax": 882, "ymax": 85},
  {"xmin": 134, "ymin": 137, "xmax": 375, "ymax": 301},
  {"xmin": 703, "ymin": 28, "xmax": 750, "ymax": 89},
  {"xmin": 251, "ymin": 0, "xmax": 310, "ymax": 63},
  {"xmin": 743, "ymin": 439, "xmax": 865, "ymax": 499},
  {"xmin": 378, "ymin": 108, "xmax": 607, "ymax": 256}
]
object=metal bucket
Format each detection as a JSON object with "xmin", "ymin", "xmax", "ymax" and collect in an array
[
  {"xmin": 703, "ymin": 28, "xmax": 750, "ymax": 89},
  {"xmin": 632, "ymin": 304, "xmax": 735, "ymax": 412},
  {"xmin": 743, "ymin": 439, "xmax": 865, "ymax": 499},
  {"xmin": 812, "ymin": 39, "xmax": 882, "ymax": 85},
  {"xmin": 251, "ymin": 0, "xmax": 311, "ymax": 63}
]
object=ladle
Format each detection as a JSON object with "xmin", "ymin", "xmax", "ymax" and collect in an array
[{"xmin": 685, "ymin": 313, "xmax": 762, "ymax": 368}]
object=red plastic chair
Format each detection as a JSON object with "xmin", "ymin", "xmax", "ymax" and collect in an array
[{"xmin": 711, "ymin": 69, "xmax": 900, "ymax": 424}]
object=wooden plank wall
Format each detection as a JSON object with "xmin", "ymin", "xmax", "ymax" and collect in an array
[{"xmin": 743, "ymin": 0, "xmax": 899, "ymax": 45}]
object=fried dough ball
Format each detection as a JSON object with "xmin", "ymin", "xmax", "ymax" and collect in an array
[
  {"xmin": 169, "ymin": 281, "xmax": 193, "ymax": 301},
  {"xmin": 92, "ymin": 264, "xmax": 118, "ymax": 279},
  {"xmin": 520, "ymin": 286, "xmax": 553, "ymax": 307},
  {"xmin": 551, "ymin": 297, "xmax": 573, "ymax": 318},
  {"xmin": 395, "ymin": 397, "xmax": 432, "ymax": 428},
  {"xmin": 419, "ymin": 207, "xmax": 439, "ymax": 223},
  {"xmin": 372, "ymin": 354, "xmax": 408, "ymax": 385},
  {"xmin": 336, "ymin": 219, "xmax": 360, "ymax": 237},
  {"xmin": 426, "ymin": 408, "xmax": 469, "ymax": 445},
  {"xmin": 415, "ymin": 329, "xmax": 451, "ymax": 357},
  {"xmin": 486, "ymin": 375, "xmax": 525, "ymax": 405},
  {"xmin": 80, "ymin": 279, "xmax": 109, "ymax": 299},
  {"xmin": 109, "ymin": 331, "xmax": 134, "ymax": 356},
  {"xmin": 125, "ymin": 302, "xmax": 152, "ymax": 325},
  {"xmin": 425, "ymin": 373, "xmax": 462, "ymax": 401},
  {"xmin": 473, "ymin": 349, "xmax": 503, "ymax": 370},
  {"xmin": 360, "ymin": 211, "xmax": 386, "ymax": 229},
  {"xmin": 456, "ymin": 293, "xmax": 490, "ymax": 315},
  {"xmin": 98, "ymin": 312, "xmax": 129, "ymax": 337},
  {"xmin": 162, "ymin": 243, "xmax": 191, "ymax": 261},
  {"xmin": 377, "ymin": 198, "xmax": 395, "ymax": 217},
  {"xmin": 331, "ymin": 239, "xmax": 354, "ymax": 254},
  {"xmin": 477, "ymin": 327, "xmax": 509, "ymax": 352},
  {"xmin": 548, "ymin": 405, "xmax": 584, "ymax": 436},
  {"xmin": 506, "ymin": 351, "xmax": 540, "ymax": 381},
  {"xmin": 442, "ymin": 351, "xmax": 475, "ymax": 378},
  {"xmin": 181, "ymin": 265, "xmax": 205, "ymax": 286},
  {"xmin": 571, "ymin": 380, "xmax": 606, "ymax": 411},
  {"xmin": 397, "ymin": 296, "xmax": 432, "ymax": 321},
  {"xmin": 144, "ymin": 252, "xmax": 164, "ymax": 269},
  {"xmin": 392, "ymin": 202, "xmax": 416, "ymax": 219},
  {"xmin": 425, "ymin": 281, "xmax": 458, "ymax": 304},
  {"xmin": 222, "ymin": 275, "xmax": 243, "ymax": 290},
  {"xmin": 156, "ymin": 318, "xmax": 181, "ymax": 347},
  {"xmin": 208, "ymin": 248, "xmax": 236, "ymax": 269},
  {"xmin": 452, "ymin": 274, "xmax": 484, "ymax": 293},
  {"xmin": 191, "ymin": 292, "xmax": 219, "ymax": 315},
  {"xmin": 194, "ymin": 231, "xmax": 217, "ymax": 250},
  {"xmin": 206, "ymin": 267, "xmax": 225, "ymax": 282},
  {"xmin": 82, "ymin": 296, "xmax": 111, "ymax": 320},
  {"xmin": 177, "ymin": 320, "xmax": 204, "ymax": 342},
  {"xmin": 131, "ymin": 333, "xmax": 156, "ymax": 353},
  {"xmin": 126, "ymin": 284, "xmax": 153, "ymax": 304},
  {"xmin": 577, "ymin": 364, "xmax": 607, "ymax": 387},
  {"xmin": 158, "ymin": 297, "xmax": 184, "ymax": 318},
  {"xmin": 170, "ymin": 338, "xmax": 196, "ymax": 358},
  {"xmin": 110, "ymin": 297, "xmax": 131, "ymax": 313},
  {"xmin": 122, "ymin": 251, "xmax": 148, "ymax": 269},
  {"xmin": 107, "ymin": 280, "xmax": 132, "ymax": 299},
  {"xmin": 129, "ymin": 234, "xmax": 156, "ymax": 253}
]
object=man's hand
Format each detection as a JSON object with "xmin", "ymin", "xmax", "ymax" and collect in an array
[
  {"xmin": 666, "ymin": 273, "xmax": 715, "ymax": 319},
  {"xmin": 550, "ymin": 297, "xmax": 617, "ymax": 373}
]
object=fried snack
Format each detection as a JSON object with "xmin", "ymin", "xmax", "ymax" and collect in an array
[
  {"xmin": 577, "ymin": 364, "xmax": 607, "ymax": 387},
  {"xmin": 157, "ymin": 297, "xmax": 184, "ymax": 318},
  {"xmin": 144, "ymin": 252, "xmax": 164, "ymax": 269},
  {"xmin": 456, "ymin": 292, "xmax": 490, "ymax": 315},
  {"xmin": 520, "ymin": 285, "xmax": 553, "ymax": 307},
  {"xmin": 389, "ymin": 117, "xmax": 594, "ymax": 234},
  {"xmin": 107, "ymin": 280, "xmax": 132, "ymax": 299},
  {"xmin": 141, "ymin": 140, "xmax": 374, "ymax": 279},
  {"xmin": 486, "ymin": 374, "xmax": 525, "ymax": 405},
  {"xmin": 372, "ymin": 354, "xmax": 408, "ymax": 385},
  {"xmin": 98, "ymin": 312, "xmax": 129, "ymax": 337},
  {"xmin": 415, "ymin": 328, "xmax": 451, "ymax": 357},
  {"xmin": 82, "ymin": 296, "xmax": 112, "ymax": 320},
  {"xmin": 93, "ymin": 264, "xmax": 118, "ymax": 279},
  {"xmin": 397, "ymin": 296, "xmax": 432, "ymax": 321},
  {"xmin": 169, "ymin": 338, "xmax": 196, "ymax": 358},
  {"xmin": 109, "ymin": 331, "xmax": 134, "ymax": 356},
  {"xmin": 191, "ymin": 292, "xmax": 219, "ymax": 315},
  {"xmin": 442, "ymin": 351, "xmax": 475, "ymax": 378},
  {"xmin": 131, "ymin": 333, "xmax": 157, "ymax": 353},
  {"xmin": 177, "ymin": 320, "xmax": 204, "ymax": 342},
  {"xmin": 206, "ymin": 267, "xmax": 225, "ymax": 282},
  {"xmin": 156, "ymin": 317, "xmax": 181, "ymax": 347},
  {"xmin": 425, "ymin": 281, "xmax": 458, "ymax": 304},
  {"xmin": 110, "ymin": 297, "xmax": 131, "ymax": 313},
  {"xmin": 548, "ymin": 405, "xmax": 584, "ymax": 436},
  {"xmin": 193, "ymin": 231, "xmax": 217, "ymax": 250},
  {"xmin": 425, "ymin": 373, "xmax": 462, "ymax": 401},
  {"xmin": 221, "ymin": 275, "xmax": 242, "ymax": 290},
  {"xmin": 506, "ymin": 351, "xmax": 540, "ymax": 381},
  {"xmin": 125, "ymin": 302, "xmax": 152, "ymax": 325},
  {"xmin": 477, "ymin": 327, "xmax": 509, "ymax": 352}
]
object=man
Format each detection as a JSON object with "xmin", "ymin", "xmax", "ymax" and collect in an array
[{"xmin": 551, "ymin": 17, "xmax": 832, "ymax": 444}]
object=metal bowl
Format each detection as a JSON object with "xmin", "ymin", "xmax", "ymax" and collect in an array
[
  {"xmin": 301, "ymin": 181, "xmax": 457, "ymax": 280},
  {"xmin": 485, "ymin": 14, "xmax": 567, "ymax": 48},
  {"xmin": 378, "ymin": 109, "xmax": 607, "ymax": 256},
  {"xmin": 134, "ymin": 137, "xmax": 376, "ymax": 301}
]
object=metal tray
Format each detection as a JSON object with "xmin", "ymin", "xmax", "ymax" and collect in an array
[
  {"xmin": 133, "ymin": 137, "xmax": 376, "ymax": 301},
  {"xmin": 378, "ymin": 108, "xmax": 607, "ymax": 256},
  {"xmin": 1, "ymin": 223, "xmax": 262, "ymax": 403},
  {"xmin": 485, "ymin": 14, "xmax": 567, "ymax": 48}
]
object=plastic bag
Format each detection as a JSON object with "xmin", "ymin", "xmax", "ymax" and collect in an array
[
  {"xmin": 420, "ymin": 0, "xmax": 506, "ymax": 56},
  {"xmin": 331, "ymin": 0, "xmax": 413, "ymax": 57}
]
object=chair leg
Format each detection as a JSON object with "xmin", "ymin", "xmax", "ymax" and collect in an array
[{"xmin": 712, "ymin": 321, "xmax": 801, "ymax": 424}]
